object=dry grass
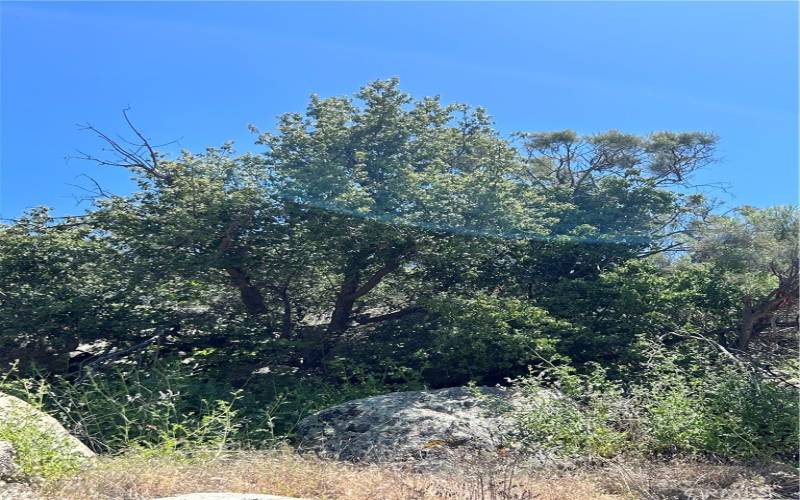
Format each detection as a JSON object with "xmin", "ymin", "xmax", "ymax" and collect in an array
[
  {"xmin": 585, "ymin": 459, "xmax": 798, "ymax": 499},
  {"xmin": 39, "ymin": 449, "xmax": 797, "ymax": 500}
]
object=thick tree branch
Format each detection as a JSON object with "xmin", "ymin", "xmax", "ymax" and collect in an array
[
  {"xmin": 218, "ymin": 216, "xmax": 267, "ymax": 316},
  {"xmin": 226, "ymin": 266, "xmax": 267, "ymax": 316},
  {"xmin": 352, "ymin": 259, "xmax": 402, "ymax": 299}
]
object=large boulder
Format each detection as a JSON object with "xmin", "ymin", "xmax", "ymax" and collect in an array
[
  {"xmin": 296, "ymin": 386, "xmax": 538, "ymax": 463},
  {"xmin": 0, "ymin": 441, "xmax": 21, "ymax": 483},
  {"xmin": 0, "ymin": 441, "xmax": 35, "ymax": 500},
  {"xmin": 0, "ymin": 392, "xmax": 94, "ymax": 459}
]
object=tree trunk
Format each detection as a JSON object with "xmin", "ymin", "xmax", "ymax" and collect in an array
[
  {"xmin": 736, "ymin": 297, "xmax": 755, "ymax": 350},
  {"xmin": 279, "ymin": 285, "xmax": 293, "ymax": 337},
  {"xmin": 326, "ymin": 252, "xmax": 407, "ymax": 334},
  {"xmin": 218, "ymin": 217, "xmax": 267, "ymax": 316},
  {"xmin": 226, "ymin": 266, "xmax": 267, "ymax": 315},
  {"xmin": 327, "ymin": 270, "xmax": 360, "ymax": 334}
]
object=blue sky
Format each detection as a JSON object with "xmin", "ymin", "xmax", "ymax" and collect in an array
[{"xmin": 1, "ymin": 1, "xmax": 797, "ymax": 219}]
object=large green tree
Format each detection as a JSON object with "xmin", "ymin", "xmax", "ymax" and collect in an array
[
  {"xmin": 2, "ymin": 79, "xmax": 748, "ymax": 384},
  {"xmin": 257, "ymin": 79, "xmax": 553, "ymax": 339}
]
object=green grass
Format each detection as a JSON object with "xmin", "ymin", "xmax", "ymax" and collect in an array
[{"xmin": 0, "ymin": 411, "xmax": 86, "ymax": 480}]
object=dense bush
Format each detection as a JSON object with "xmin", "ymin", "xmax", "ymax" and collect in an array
[
  {"xmin": 507, "ymin": 342, "xmax": 799, "ymax": 461},
  {"xmin": 0, "ymin": 339, "xmax": 795, "ymax": 478},
  {"xmin": 421, "ymin": 293, "xmax": 575, "ymax": 386},
  {"xmin": 1, "ymin": 357, "xmax": 409, "ymax": 454},
  {"xmin": 0, "ymin": 415, "xmax": 85, "ymax": 480}
]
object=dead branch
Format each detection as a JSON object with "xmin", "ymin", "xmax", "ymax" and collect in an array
[{"xmin": 75, "ymin": 108, "xmax": 172, "ymax": 182}]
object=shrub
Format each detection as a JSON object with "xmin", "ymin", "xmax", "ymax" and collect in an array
[
  {"xmin": 509, "ymin": 342, "xmax": 799, "ymax": 461},
  {"xmin": 635, "ymin": 341, "xmax": 799, "ymax": 459},
  {"xmin": 0, "ymin": 372, "xmax": 86, "ymax": 480},
  {"xmin": 508, "ymin": 360, "xmax": 630, "ymax": 458},
  {"xmin": 1, "ymin": 361, "xmax": 242, "ymax": 455},
  {"xmin": 422, "ymin": 293, "xmax": 574, "ymax": 386},
  {"xmin": 1, "ymin": 355, "xmax": 410, "ymax": 454},
  {"xmin": 0, "ymin": 414, "xmax": 86, "ymax": 481}
]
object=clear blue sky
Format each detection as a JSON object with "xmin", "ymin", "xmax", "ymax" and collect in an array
[{"xmin": 1, "ymin": 1, "xmax": 797, "ymax": 219}]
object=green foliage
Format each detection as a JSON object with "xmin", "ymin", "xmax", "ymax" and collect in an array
[
  {"xmin": 509, "ymin": 361, "xmax": 629, "ymax": 458},
  {"xmin": 509, "ymin": 344, "xmax": 799, "ymax": 461},
  {"xmin": 0, "ymin": 415, "xmax": 85, "ymax": 480},
  {"xmin": 0, "ymin": 368, "xmax": 87, "ymax": 480},
  {"xmin": 692, "ymin": 205, "xmax": 798, "ymax": 284},
  {"xmin": 0, "ymin": 79, "xmax": 795, "ymax": 466},
  {"xmin": 637, "ymin": 343, "xmax": 799, "ymax": 459},
  {"xmin": 422, "ymin": 293, "xmax": 572, "ymax": 386},
  {"xmin": 0, "ymin": 80, "xmax": 727, "ymax": 380},
  {"xmin": 1, "ymin": 357, "xmax": 410, "ymax": 454},
  {"xmin": 689, "ymin": 205, "xmax": 799, "ymax": 348},
  {"xmin": 2, "ymin": 362, "xmax": 241, "ymax": 455},
  {"xmin": 0, "ymin": 208, "xmax": 133, "ymax": 373}
]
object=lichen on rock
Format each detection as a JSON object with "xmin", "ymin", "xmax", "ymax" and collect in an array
[{"xmin": 296, "ymin": 386, "xmax": 541, "ymax": 463}]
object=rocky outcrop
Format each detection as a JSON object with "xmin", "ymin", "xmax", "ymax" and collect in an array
[
  {"xmin": 296, "ymin": 386, "xmax": 540, "ymax": 463},
  {"xmin": 0, "ymin": 392, "xmax": 94, "ymax": 458}
]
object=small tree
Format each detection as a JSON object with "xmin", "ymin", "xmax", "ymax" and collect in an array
[{"xmin": 692, "ymin": 205, "xmax": 799, "ymax": 349}]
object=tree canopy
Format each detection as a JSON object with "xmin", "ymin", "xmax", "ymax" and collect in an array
[{"xmin": 1, "ymin": 80, "xmax": 796, "ymax": 390}]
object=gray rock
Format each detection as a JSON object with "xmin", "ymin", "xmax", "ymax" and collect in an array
[
  {"xmin": 0, "ymin": 393, "xmax": 94, "ymax": 459},
  {"xmin": 0, "ymin": 482, "xmax": 36, "ymax": 500},
  {"xmin": 0, "ymin": 441, "xmax": 22, "ymax": 483},
  {"xmin": 296, "ymin": 386, "xmax": 536, "ymax": 463},
  {"xmin": 0, "ymin": 441, "xmax": 37, "ymax": 500}
]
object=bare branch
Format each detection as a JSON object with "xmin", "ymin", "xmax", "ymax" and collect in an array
[
  {"xmin": 122, "ymin": 106, "xmax": 162, "ymax": 174},
  {"xmin": 75, "ymin": 109, "xmax": 172, "ymax": 181}
]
